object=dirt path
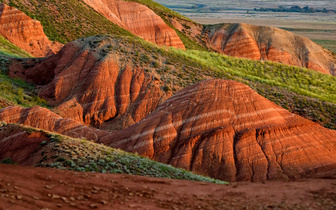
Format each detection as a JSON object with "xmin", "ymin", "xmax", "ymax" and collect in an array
[{"xmin": 0, "ymin": 164, "xmax": 335, "ymax": 210}]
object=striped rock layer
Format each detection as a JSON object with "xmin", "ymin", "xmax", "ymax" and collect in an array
[
  {"xmin": 83, "ymin": 0, "xmax": 185, "ymax": 49},
  {"xmin": 100, "ymin": 79, "xmax": 336, "ymax": 182},
  {"xmin": 206, "ymin": 23, "xmax": 336, "ymax": 75},
  {"xmin": 0, "ymin": 106, "xmax": 108, "ymax": 141},
  {"xmin": 0, "ymin": 124, "xmax": 50, "ymax": 165},
  {"xmin": 8, "ymin": 36, "xmax": 171, "ymax": 132},
  {"xmin": 0, "ymin": 3, "xmax": 62, "ymax": 57}
]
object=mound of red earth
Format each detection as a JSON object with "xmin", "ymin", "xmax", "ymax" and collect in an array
[
  {"xmin": 0, "ymin": 164, "xmax": 335, "ymax": 209},
  {"xmin": 82, "ymin": 0, "xmax": 185, "ymax": 49},
  {"xmin": 0, "ymin": 106, "xmax": 107, "ymax": 141},
  {"xmin": 169, "ymin": 19, "xmax": 336, "ymax": 75},
  {"xmin": 0, "ymin": 3, "xmax": 62, "ymax": 57},
  {"xmin": 206, "ymin": 23, "xmax": 336, "ymax": 75},
  {"xmin": 100, "ymin": 79, "xmax": 336, "ymax": 182},
  {"xmin": 8, "ymin": 36, "xmax": 172, "ymax": 131}
]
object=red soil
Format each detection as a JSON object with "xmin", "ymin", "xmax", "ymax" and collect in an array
[
  {"xmin": 0, "ymin": 164, "xmax": 335, "ymax": 209},
  {"xmin": 0, "ymin": 3, "xmax": 63, "ymax": 57},
  {"xmin": 101, "ymin": 79, "xmax": 336, "ymax": 182}
]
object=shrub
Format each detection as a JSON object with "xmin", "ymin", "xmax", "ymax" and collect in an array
[{"xmin": 1, "ymin": 157, "xmax": 14, "ymax": 165}]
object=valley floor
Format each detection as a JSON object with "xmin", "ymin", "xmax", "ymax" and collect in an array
[{"xmin": 0, "ymin": 164, "xmax": 335, "ymax": 210}]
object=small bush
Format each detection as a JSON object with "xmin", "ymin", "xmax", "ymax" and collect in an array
[{"xmin": 1, "ymin": 157, "xmax": 14, "ymax": 165}]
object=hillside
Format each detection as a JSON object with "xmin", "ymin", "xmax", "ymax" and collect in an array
[
  {"xmin": 100, "ymin": 79, "xmax": 336, "ymax": 181},
  {"xmin": 0, "ymin": 122, "xmax": 224, "ymax": 183},
  {"xmin": 82, "ymin": 0, "xmax": 185, "ymax": 49},
  {"xmin": 0, "ymin": 0, "xmax": 135, "ymax": 43},
  {"xmin": 205, "ymin": 23, "xmax": 336, "ymax": 75},
  {"xmin": 0, "ymin": 3, "xmax": 62, "ymax": 57},
  {"xmin": 4, "ymin": 35, "xmax": 336, "ymax": 131}
]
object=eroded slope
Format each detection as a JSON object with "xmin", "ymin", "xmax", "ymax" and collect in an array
[
  {"xmin": 101, "ymin": 79, "xmax": 336, "ymax": 181},
  {"xmin": 0, "ymin": 106, "xmax": 107, "ymax": 141},
  {"xmin": 8, "ymin": 36, "xmax": 173, "ymax": 131}
]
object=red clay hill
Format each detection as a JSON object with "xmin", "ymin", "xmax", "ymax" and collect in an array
[
  {"xmin": 100, "ymin": 79, "xmax": 336, "ymax": 182},
  {"xmin": 82, "ymin": 0, "xmax": 185, "ymax": 49},
  {"xmin": 170, "ymin": 20, "xmax": 336, "ymax": 75},
  {"xmin": 8, "ymin": 35, "xmax": 172, "ymax": 132},
  {"xmin": 0, "ymin": 3, "xmax": 62, "ymax": 57},
  {"xmin": 206, "ymin": 23, "xmax": 336, "ymax": 75}
]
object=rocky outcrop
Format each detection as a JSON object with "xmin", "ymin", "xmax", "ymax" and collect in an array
[
  {"xmin": 8, "ymin": 36, "xmax": 172, "ymax": 132},
  {"xmin": 100, "ymin": 79, "xmax": 336, "ymax": 181},
  {"xmin": 206, "ymin": 23, "xmax": 336, "ymax": 75},
  {"xmin": 0, "ymin": 3, "xmax": 63, "ymax": 57},
  {"xmin": 82, "ymin": 0, "xmax": 185, "ymax": 49},
  {"xmin": 0, "ymin": 106, "xmax": 108, "ymax": 141}
]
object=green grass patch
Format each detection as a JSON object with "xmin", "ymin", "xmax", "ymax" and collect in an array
[{"xmin": 312, "ymin": 39, "xmax": 336, "ymax": 54}]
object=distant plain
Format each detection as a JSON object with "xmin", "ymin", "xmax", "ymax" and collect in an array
[{"xmin": 154, "ymin": 0, "xmax": 336, "ymax": 53}]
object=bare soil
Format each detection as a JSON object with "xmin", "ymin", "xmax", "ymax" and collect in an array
[{"xmin": 0, "ymin": 164, "xmax": 335, "ymax": 210}]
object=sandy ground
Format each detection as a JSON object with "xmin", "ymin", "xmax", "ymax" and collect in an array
[{"xmin": 0, "ymin": 164, "xmax": 335, "ymax": 210}]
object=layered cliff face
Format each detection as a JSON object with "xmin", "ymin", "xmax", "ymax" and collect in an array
[
  {"xmin": 0, "ymin": 3, "xmax": 63, "ymax": 57},
  {"xmin": 206, "ymin": 23, "xmax": 336, "ymax": 75},
  {"xmin": 0, "ymin": 106, "xmax": 108, "ymax": 141},
  {"xmin": 100, "ymin": 79, "xmax": 336, "ymax": 181},
  {"xmin": 82, "ymin": 0, "xmax": 185, "ymax": 49},
  {"xmin": 8, "ymin": 36, "xmax": 172, "ymax": 132}
]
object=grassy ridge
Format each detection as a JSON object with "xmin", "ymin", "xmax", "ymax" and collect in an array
[
  {"xmin": 0, "ymin": 122, "xmax": 226, "ymax": 184},
  {"xmin": 171, "ymin": 49, "xmax": 336, "ymax": 104}
]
